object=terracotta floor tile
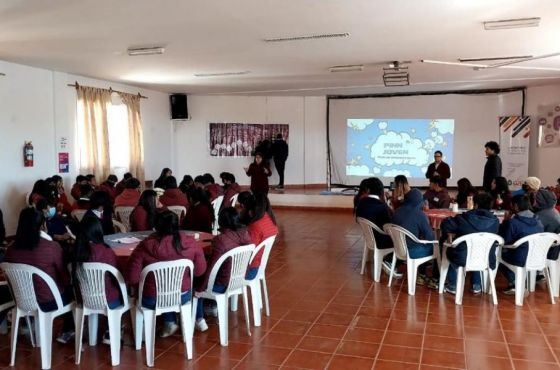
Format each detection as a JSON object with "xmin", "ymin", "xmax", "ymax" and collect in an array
[
  {"xmin": 464, "ymin": 326, "xmax": 505, "ymax": 342},
  {"xmin": 344, "ymin": 327, "xmax": 385, "ymax": 343},
  {"xmin": 507, "ymin": 343, "xmax": 557, "ymax": 362},
  {"xmin": 420, "ymin": 365, "xmax": 464, "ymax": 370},
  {"xmin": 271, "ymin": 319, "xmax": 312, "ymax": 335},
  {"xmin": 283, "ymin": 349, "xmax": 332, "ymax": 369},
  {"xmin": 336, "ymin": 340, "xmax": 379, "ymax": 358},
  {"xmin": 387, "ymin": 318, "xmax": 426, "ymax": 334},
  {"xmin": 242, "ymin": 345, "xmax": 292, "ymax": 366},
  {"xmin": 499, "ymin": 318, "xmax": 541, "ymax": 333},
  {"xmin": 317, "ymin": 312, "xmax": 355, "ymax": 326},
  {"xmin": 377, "ymin": 344, "xmax": 422, "ymax": 363},
  {"xmin": 297, "ymin": 335, "xmax": 340, "ymax": 353},
  {"xmin": 327, "ymin": 355, "xmax": 374, "ymax": 370},
  {"xmin": 283, "ymin": 310, "xmax": 321, "ymax": 323},
  {"xmin": 421, "ymin": 349, "xmax": 466, "ymax": 369},
  {"xmin": 512, "ymin": 360, "xmax": 560, "ymax": 370},
  {"xmin": 373, "ymin": 359, "xmax": 420, "ymax": 370},
  {"xmin": 307, "ymin": 324, "xmax": 348, "ymax": 339},
  {"xmin": 424, "ymin": 335, "xmax": 464, "ymax": 353},
  {"xmin": 261, "ymin": 332, "xmax": 303, "ymax": 348},
  {"xmin": 383, "ymin": 331, "xmax": 423, "ymax": 348},
  {"xmin": 189, "ymin": 355, "xmax": 239, "ymax": 369},
  {"xmin": 324, "ymin": 303, "xmax": 361, "ymax": 315},
  {"xmin": 503, "ymin": 330, "xmax": 549, "ymax": 347},
  {"xmin": 204, "ymin": 341, "xmax": 252, "ymax": 360},
  {"xmin": 465, "ymin": 355, "xmax": 513, "ymax": 370},
  {"xmin": 353, "ymin": 315, "xmax": 389, "ymax": 331},
  {"xmin": 425, "ymin": 323, "xmax": 463, "ymax": 338},
  {"xmin": 464, "ymin": 339, "xmax": 509, "ymax": 358},
  {"xmin": 234, "ymin": 360, "xmax": 280, "ymax": 370}
]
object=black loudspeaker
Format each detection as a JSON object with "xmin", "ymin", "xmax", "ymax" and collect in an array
[{"xmin": 170, "ymin": 94, "xmax": 188, "ymax": 119}]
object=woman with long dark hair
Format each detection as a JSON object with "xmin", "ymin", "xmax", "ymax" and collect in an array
[
  {"xmin": 490, "ymin": 176, "xmax": 512, "ymax": 211},
  {"xmin": 126, "ymin": 211, "xmax": 206, "ymax": 337},
  {"xmin": 456, "ymin": 178, "xmax": 478, "ymax": 209},
  {"xmin": 391, "ymin": 175, "xmax": 411, "ymax": 210},
  {"xmin": 182, "ymin": 188, "xmax": 215, "ymax": 233},
  {"xmin": 154, "ymin": 168, "xmax": 172, "ymax": 189},
  {"xmin": 5, "ymin": 207, "xmax": 75, "ymax": 343},
  {"xmin": 130, "ymin": 190, "xmax": 158, "ymax": 231}
]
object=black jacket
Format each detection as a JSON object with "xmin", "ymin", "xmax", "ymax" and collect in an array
[
  {"xmin": 483, "ymin": 154, "xmax": 502, "ymax": 192},
  {"xmin": 272, "ymin": 139, "xmax": 288, "ymax": 162},
  {"xmin": 0, "ymin": 208, "xmax": 5, "ymax": 244}
]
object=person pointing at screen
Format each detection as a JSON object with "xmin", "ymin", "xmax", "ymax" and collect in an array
[{"xmin": 425, "ymin": 151, "xmax": 451, "ymax": 187}]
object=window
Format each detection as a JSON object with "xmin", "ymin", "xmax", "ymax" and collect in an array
[{"xmin": 107, "ymin": 102, "xmax": 130, "ymax": 178}]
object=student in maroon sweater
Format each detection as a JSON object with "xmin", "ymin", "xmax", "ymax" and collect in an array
[
  {"xmin": 114, "ymin": 178, "xmax": 141, "ymax": 208},
  {"xmin": 159, "ymin": 176, "xmax": 189, "ymax": 208},
  {"xmin": 71, "ymin": 175, "xmax": 88, "ymax": 201},
  {"xmin": 245, "ymin": 152, "xmax": 271, "ymax": 195},
  {"xmin": 115, "ymin": 172, "xmax": 132, "ymax": 197},
  {"xmin": 220, "ymin": 172, "xmax": 241, "ymax": 209},
  {"xmin": 182, "ymin": 188, "xmax": 215, "ymax": 233},
  {"xmin": 5, "ymin": 207, "xmax": 75, "ymax": 343},
  {"xmin": 130, "ymin": 190, "xmax": 158, "ymax": 232},
  {"xmin": 202, "ymin": 173, "xmax": 222, "ymax": 202},
  {"xmin": 194, "ymin": 207, "xmax": 252, "ymax": 331},
  {"xmin": 126, "ymin": 211, "xmax": 207, "ymax": 337},
  {"xmin": 99, "ymin": 174, "xmax": 118, "ymax": 204}
]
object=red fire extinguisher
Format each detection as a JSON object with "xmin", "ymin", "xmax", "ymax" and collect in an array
[{"xmin": 24, "ymin": 141, "xmax": 34, "ymax": 167}]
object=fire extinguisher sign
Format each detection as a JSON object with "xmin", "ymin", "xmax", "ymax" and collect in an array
[{"xmin": 58, "ymin": 152, "xmax": 69, "ymax": 173}]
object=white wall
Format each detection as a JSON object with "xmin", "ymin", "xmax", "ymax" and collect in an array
[
  {"xmin": 0, "ymin": 60, "xmax": 171, "ymax": 234},
  {"xmin": 173, "ymin": 95, "xmax": 326, "ymax": 186}
]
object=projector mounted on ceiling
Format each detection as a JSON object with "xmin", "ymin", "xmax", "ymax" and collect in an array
[
  {"xmin": 127, "ymin": 46, "xmax": 165, "ymax": 56},
  {"xmin": 383, "ymin": 61, "xmax": 409, "ymax": 87}
]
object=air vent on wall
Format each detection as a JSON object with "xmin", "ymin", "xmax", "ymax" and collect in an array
[
  {"xmin": 194, "ymin": 71, "xmax": 251, "ymax": 77},
  {"xmin": 263, "ymin": 32, "xmax": 350, "ymax": 43},
  {"xmin": 483, "ymin": 17, "xmax": 540, "ymax": 30}
]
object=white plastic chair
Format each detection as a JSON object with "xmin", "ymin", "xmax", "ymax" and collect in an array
[
  {"xmin": 71, "ymin": 209, "xmax": 87, "ymax": 221},
  {"xmin": 211, "ymin": 196, "xmax": 225, "ymax": 235},
  {"xmin": 112, "ymin": 219, "xmax": 127, "ymax": 233},
  {"xmin": 500, "ymin": 233, "xmax": 560, "ymax": 306},
  {"xmin": 243, "ymin": 236, "xmax": 276, "ymax": 327},
  {"xmin": 1, "ymin": 262, "xmax": 75, "ymax": 370},
  {"xmin": 133, "ymin": 259, "xmax": 196, "ymax": 367},
  {"xmin": 74, "ymin": 262, "xmax": 131, "ymax": 366},
  {"xmin": 527, "ymin": 237, "xmax": 560, "ymax": 297},
  {"xmin": 383, "ymin": 224, "xmax": 440, "ymax": 296},
  {"xmin": 357, "ymin": 217, "xmax": 394, "ymax": 280},
  {"xmin": 230, "ymin": 193, "xmax": 239, "ymax": 208},
  {"xmin": 438, "ymin": 233, "xmax": 504, "ymax": 305},
  {"xmin": 197, "ymin": 244, "xmax": 254, "ymax": 346},
  {"xmin": 115, "ymin": 206, "xmax": 134, "ymax": 231},
  {"xmin": 167, "ymin": 205, "xmax": 187, "ymax": 220}
]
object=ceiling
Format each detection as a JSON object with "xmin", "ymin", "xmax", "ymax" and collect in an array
[{"xmin": 1, "ymin": 0, "xmax": 560, "ymax": 95}]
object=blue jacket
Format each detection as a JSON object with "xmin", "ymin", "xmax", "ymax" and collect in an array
[
  {"xmin": 393, "ymin": 189, "xmax": 434, "ymax": 251},
  {"xmin": 500, "ymin": 210, "xmax": 544, "ymax": 264},
  {"xmin": 441, "ymin": 209, "xmax": 500, "ymax": 267},
  {"xmin": 356, "ymin": 196, "xmax": 392, "ymax": 248}
]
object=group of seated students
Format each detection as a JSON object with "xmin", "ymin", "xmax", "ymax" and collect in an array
[
  {"xmin": 355, "ymin": 174, "xmax": 560, "ymax": 295},
  {"xmin": 0, "ymin": 168, "xmax": 278, "ymax": 344}
]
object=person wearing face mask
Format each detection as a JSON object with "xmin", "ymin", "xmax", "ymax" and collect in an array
[
  {"xmin": 82, "ymin": 191, "xmax": 115, "ymax": 235},
  {"xmin": 36, "ymin": 199, "xmax": 74, "ymax": 244}
]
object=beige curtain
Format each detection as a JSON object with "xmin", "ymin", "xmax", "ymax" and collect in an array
[
  {"xmin": 119, "ymin": 93, "xmax": 145, "ymax": 185},
  {"xmin": 76, "ymin": 86, "xmax": 112, "ymax": 182}
]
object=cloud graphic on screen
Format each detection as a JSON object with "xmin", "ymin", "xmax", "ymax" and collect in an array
[
  {"xmin": 378, "ymin": 121, "xmax": 388, "ymax": 130},
  {"xmin": 383, "ymin": 169, "xmax": 411, "ymax": 177},
  {"xmin": 347, "ymin": 119, "xmax": 373, "ymax": 130},
  {"xmin": 371, "ymin": 131, "xmax": 429, "ymax": 166},
  {"xmin": 373, "ymin": 167, "xmax": 381, "ymax": 174},
  {"xmin": 433, "ymin": 120, "xmax": 455, "ymax": 134},
  {"xmin": 434, "ymin": 135, "xmax": 444, "ymax": 144},
  {"xmin": 424, "ymin": 139, "xmax": 435, "ymax": 150},
  {"xmin": 346, "ymin": 165, "xmax": 371, "ymax": 176}
]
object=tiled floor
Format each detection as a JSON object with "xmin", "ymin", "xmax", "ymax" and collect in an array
[{"xmin": 2, "ymin": 208, "xmax": 560, "ymax": 369}]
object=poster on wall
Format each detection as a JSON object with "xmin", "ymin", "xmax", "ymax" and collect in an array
[
  {"xmin": 58, "ymin": 152, "xmax": 69, "ymax": 173},
  {"xmin": 537, "ymin": 104, "xmax": 560, "ymax": 147},
  {"xmin": 209, "ymin": 123, "xmax": 289, "ymax": 157},
  {"xmin": 498, "ymin": 116, "xmax": 530, "ymax": 189}
]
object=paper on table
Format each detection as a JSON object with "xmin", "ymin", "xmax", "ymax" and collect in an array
[{"xmin": 113, "ymin": 237, "xmax": 142, "ymax": 244}]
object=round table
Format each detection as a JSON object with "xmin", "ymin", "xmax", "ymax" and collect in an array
[{"xmin": 424, "ymin": 209, "xmax": 506, "ymax": 231}]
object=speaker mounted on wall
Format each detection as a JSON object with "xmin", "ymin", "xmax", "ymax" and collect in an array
[{"xmin": 170, "ymin": 93, "xmax": 189, "ymax": 120}]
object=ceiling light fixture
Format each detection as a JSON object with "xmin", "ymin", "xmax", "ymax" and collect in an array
[
  {"xmin": 263, "ymin": 32, "xmax": 350, "ymax": 43},
  {"xmin": 329, "ymin": 65, "xmax": 363, "ymax": 73},
  {"xmin": 483, "ymin": 17, "xmax": 540, "ymax": 30},
  {"xmin": 0, "ymin": 72, "xmax": 5, "ymax": 76},
  {"xmin": 194, "ymin": 71, "xmax": 251, "ymax": 77},
  {"xmin": 127, "ymin": 46, "xmax": 165, "ymax": 56},
  {"xmin": 458, "ymin": 55, "xmax": 533, "ymax": 63},
  {"xmin": 420, "ymin": 59, "xmax": 560, "ymax": 72}
]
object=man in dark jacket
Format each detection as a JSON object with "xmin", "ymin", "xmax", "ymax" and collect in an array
[
  {"xmin": 271, "ymin": 134, "xmax": 289, "ymax": 189},
  {"xmin": 425, "ymin": 151, "xmax": 451, "ymax": 187},
  {"xmin": 483, "ymin": 141, "xmax": 502, "ymax": 192},
  {"xmin": 440, "ymin": 193, "xmax": 500, "ymax": 294},
  {"xmin": 499, "ymin": 195, "xmax": 544, "ymax": 294},
  {"xmin": 393, "ymin": 188, "xmax": 437, "ymax": 287}
]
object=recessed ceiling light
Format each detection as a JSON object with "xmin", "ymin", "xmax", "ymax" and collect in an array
[
  {"xmin": 329, "ymin": 65, "xmax": 363, "ymax": 73},
  {"xmin": 458, "ymin": 55, "xmax": 533, "ymax": 63},
  {"xmin": 483, "ymin": 17, "xmax": 540, "ymax": 30},
  {"xmin": 194, "ymin": 71, "xmax": 251, "ymax": 77},
  {"xmin": 127, "ymin": 46, "xmax": 165, "ymax": 56},
  {"xmin": 264, "ymin": 32, "xmax": 350, "ymax": 43}
]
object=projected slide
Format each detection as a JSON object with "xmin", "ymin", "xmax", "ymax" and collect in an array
[{"xmin": 346, "ymin": 119, "xmax": 454, "ymax": 178}]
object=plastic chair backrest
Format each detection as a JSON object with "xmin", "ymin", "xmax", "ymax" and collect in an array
[
  {"xmin": 167, "ymin": 206, "xmax": 186, "ymax": 219},
  {"xmin": 357, "ymin": 217, "xmax": 386, "ymax": 251},
  {"xmin": 211, "ymin": 196, "xmax": 225, "ymax": 234},
  {"xmin": 138, "ymin": 259, "xmax": 193, "ymax": 310},
  {"xmin": 112, "ymin": 219, "xmax": 127, "ymax": 233},
  {"xmin": 249, "ymin": 236, "xmax": 276, "ymax": 278},
  {"xmin": 72, "ymin": 209, "xmax": 87, "ymax": 222},
  {"xmin": 514, "ymin": 233, "xmax": 560, "ymax": 270},
  {"xmin": 451, "ymin": 233, "xmax": 504, "ymax": 271},
  {"xmin": 383, "ymin": 223, "xmax": 419, "ymax": 260},
  {"xmin": 115, "ymin": 206, "xmax": 134, "ymax": 231},
  {"xmin": 205, "ymin": 244, "xmax": 254, "ymax": 293},
  {"xmin": 0, "ymin": 262, "xmax": 64, "ymax": 313},
  {"xmin": 75, "ymin": 262, "xmax": 127, "ymax": 311}
]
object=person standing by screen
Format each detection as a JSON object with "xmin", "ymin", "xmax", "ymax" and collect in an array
[
  {"xmin": 271, "ymin": 133, "xmax": 289, "ymax": 189},
  {"xmin": 483, "ymin": 141, "xmax": 502, "ymax": 192},
  {"xmin": 425, "ymin": 151, "xmax": 451, "ymax": 187}
]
